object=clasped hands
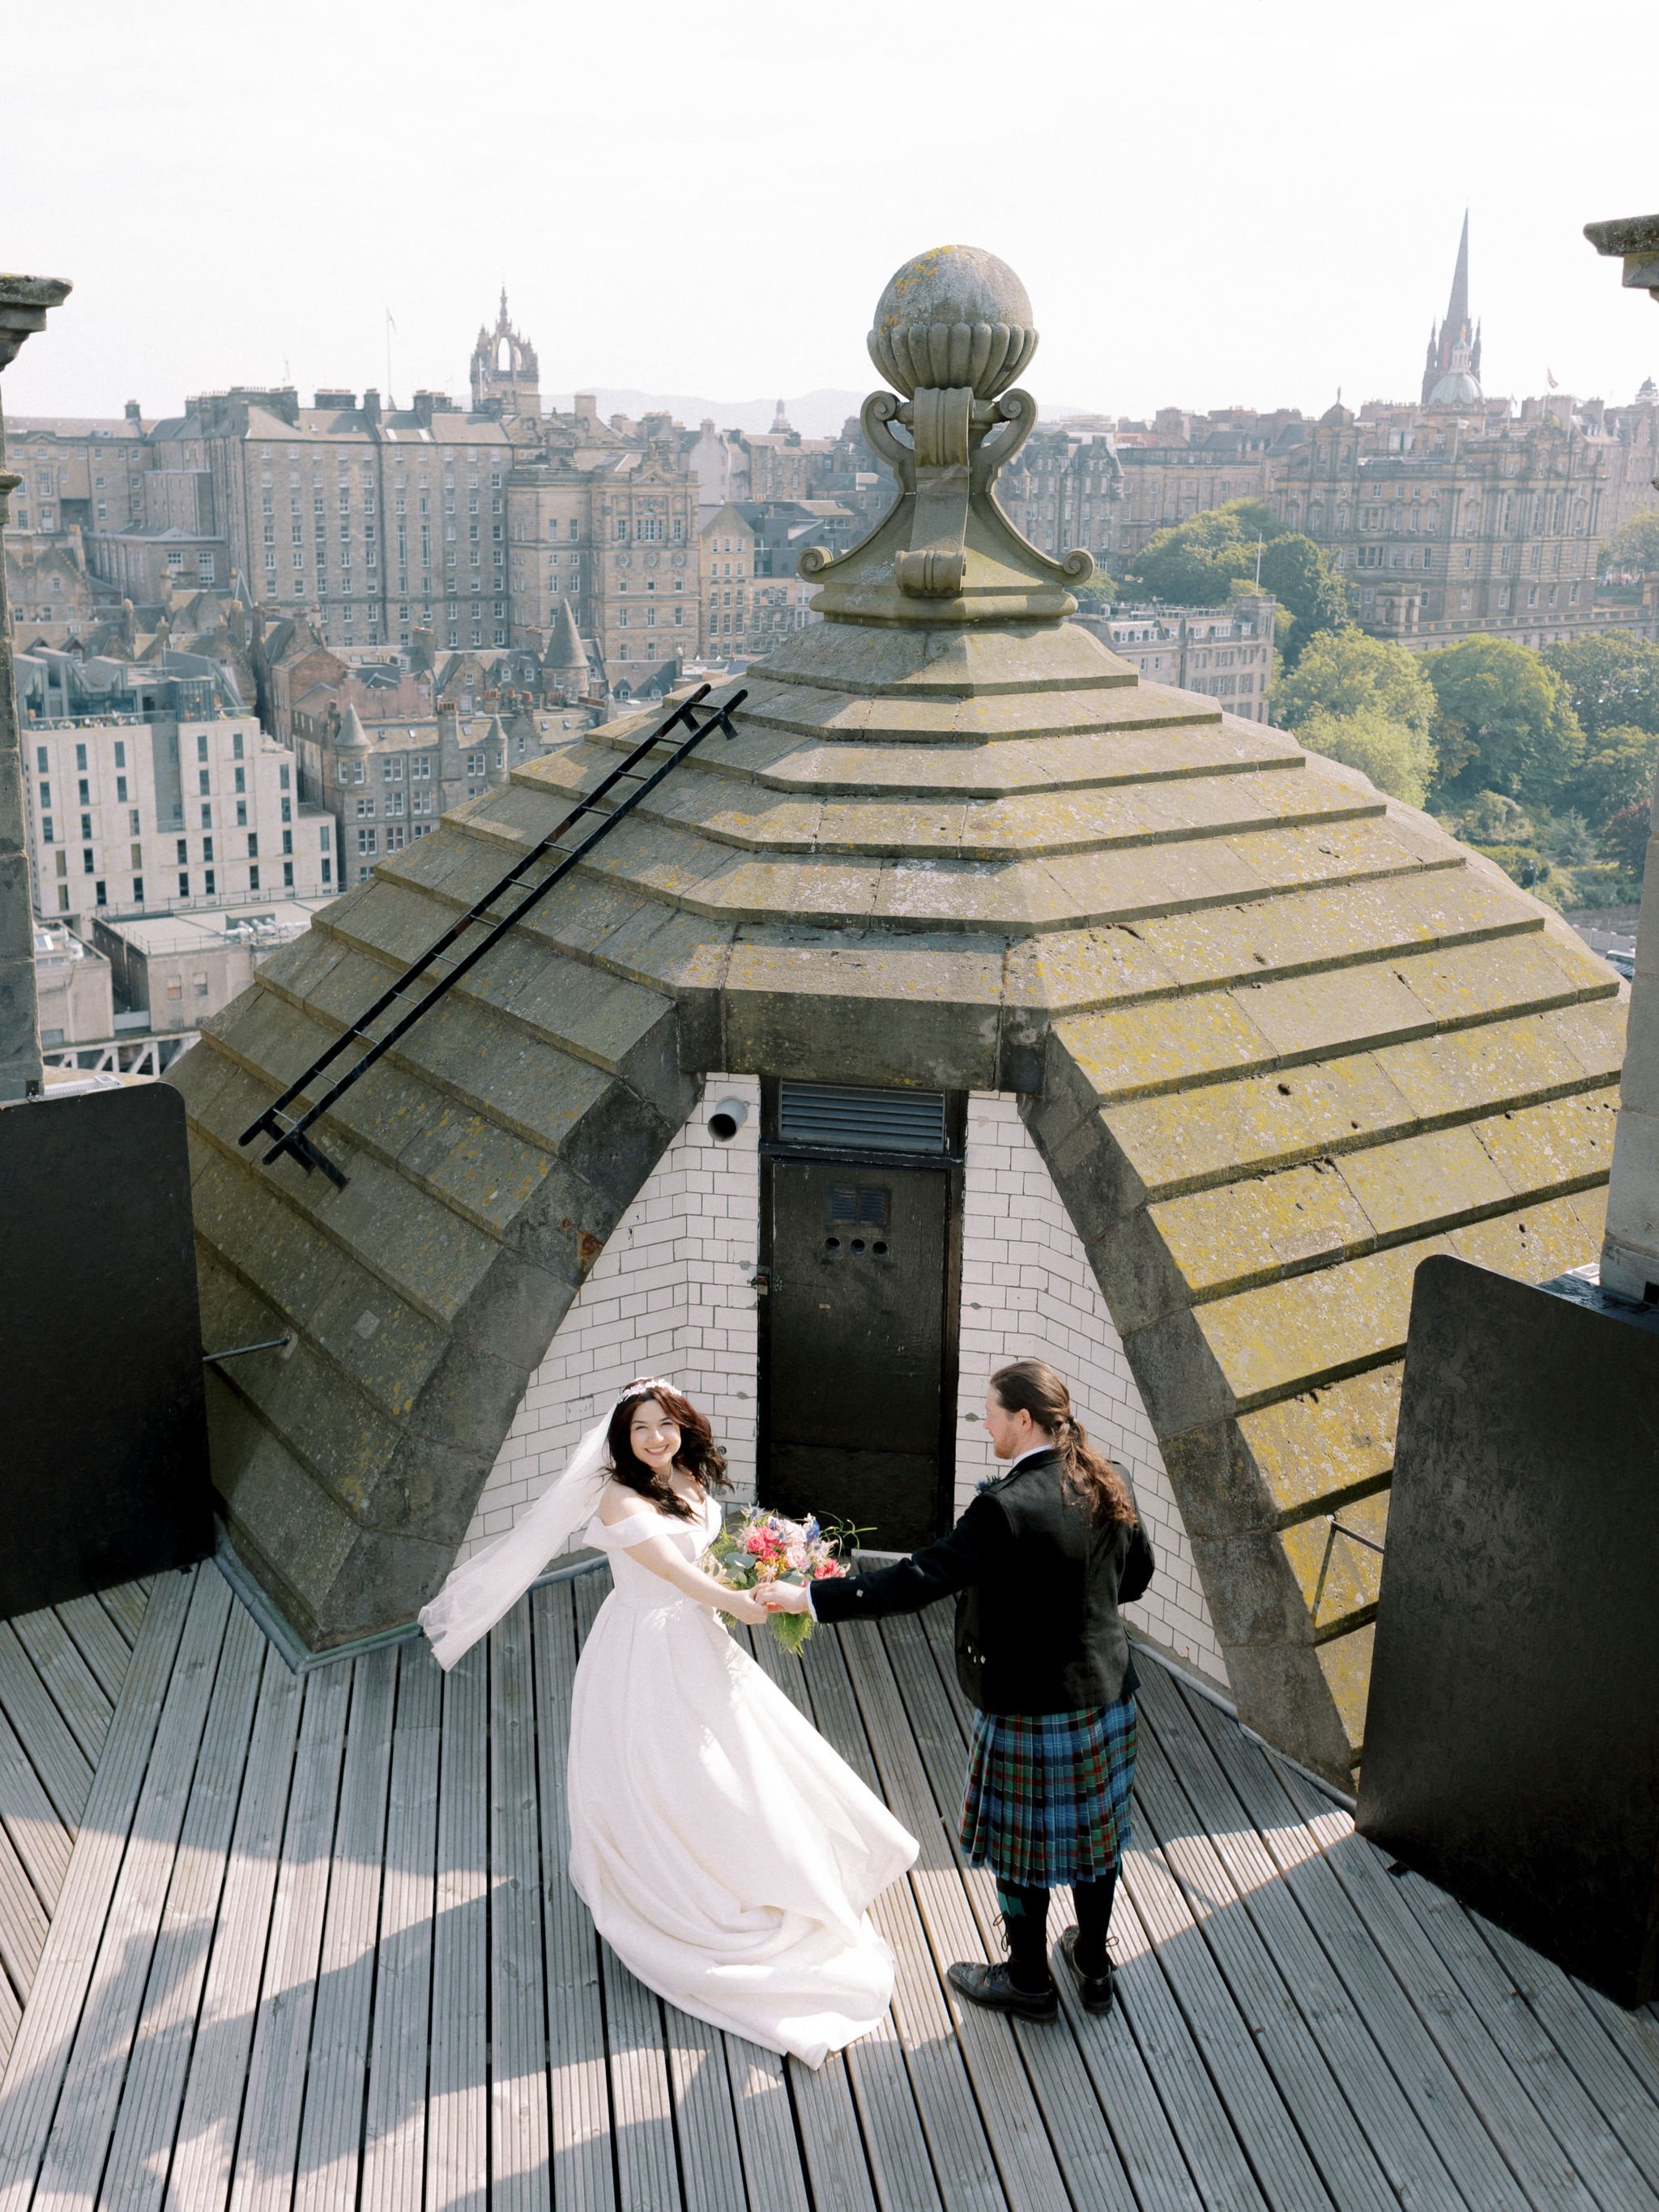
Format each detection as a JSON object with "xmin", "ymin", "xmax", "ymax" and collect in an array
[{"xmin": 756, "ymin": 1579, "xmax": 813, "ymax": 1615}]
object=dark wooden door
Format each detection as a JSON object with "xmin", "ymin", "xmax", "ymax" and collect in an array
[{"xmin": 761, "ymin": 1157, "xmax": 955, "ymax": 1550}]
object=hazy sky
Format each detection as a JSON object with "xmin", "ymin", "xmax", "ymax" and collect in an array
[{"xmin": 7, "ymin": 0, "xmax": 1659, "ymax": 427}]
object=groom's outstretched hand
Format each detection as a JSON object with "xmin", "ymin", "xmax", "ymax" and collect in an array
[{"xmin": 758, "ymin": 1581, "xmax": 813, "ymax": 1614}]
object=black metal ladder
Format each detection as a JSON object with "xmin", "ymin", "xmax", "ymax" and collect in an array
[{"xmin": 238, "ymin": 682, "xmax": 747, "ymax": 1188}]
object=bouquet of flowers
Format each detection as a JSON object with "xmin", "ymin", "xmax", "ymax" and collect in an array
[{"xmin": 704, "ymin": 1507, "xmax": 864, "ymax": 1655}]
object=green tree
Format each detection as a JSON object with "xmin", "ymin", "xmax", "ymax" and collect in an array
[
  {"xmin": 1572, "ymin": 724, "xmax": 1659, "ymax": 828},
  {"xmin": 1128, "ymin": 508, "xmax": 1253, "ymax": 605},
  {"xmin": 1422, "ymin": 636, "xmax": 1584, "ymax": 806},
  {"xmin": 1541, "ymin": 633, "xmax": 1659, "ymax": 740},
  {"xmin": 1071, "ymin": 573, "xmax": 1119, "ymax": 610},
  {"xmin": 1127, "ymin": 498, "xmax": 1353, "ymax": 666},
  {"xmin": 1601, "ymin": 508, "xmax": 1659, "ymax": 573},
  {"xmin": 1602, "ymin": 799, "xmax": 1653, "ymax": 877},
  {"xmin": 1255, "ymin": 535, "xmax": 1357, "ymax": 667},
  {"xmin": 1273, "ymin": 627, "xmax": 1436, "ymax": 739},
  {"xmin": 1297, "ymin": 705, "xmax": 1435, "ymax": 807}
]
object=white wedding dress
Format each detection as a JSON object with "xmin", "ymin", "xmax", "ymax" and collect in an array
[{"xmin": 567, "ymin": 1490, "xmax": 919, "ymax": 2068}]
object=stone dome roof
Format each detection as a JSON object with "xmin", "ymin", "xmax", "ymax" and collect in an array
[
  {"xmin": 170, "ymin": 245, "xmax": 1623, "ymax": 1782},
  {"xmin": 1428, "ymin": 368, "xmax": 1482, "ymax": 407}
]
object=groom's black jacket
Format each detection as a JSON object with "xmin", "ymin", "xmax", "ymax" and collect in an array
[{"xmin": 808, "ymin": 1447, "xmax": 1155, "ymax": 1715}]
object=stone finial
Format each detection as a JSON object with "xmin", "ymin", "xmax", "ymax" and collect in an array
[
  {"xmin": 1584, "ymin": 212, "xmax": 1659, "ymax": 302},
  {"xmin": 0, "ymin": 274, "xmax": 71, "ymax": 373},
  {"xmin": 800, "ymin": 245, "xmax": 1092, "ymax": 625},
  {"xmin": 867, "ymin": 245, "xmax": 1038, "ymax": 399}
]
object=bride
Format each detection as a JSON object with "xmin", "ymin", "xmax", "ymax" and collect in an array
[{"xmin": 419, "ymin": 1378, "xmax": 918, "ymax": 2068}]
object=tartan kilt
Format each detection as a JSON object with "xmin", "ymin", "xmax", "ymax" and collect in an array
[{"xmin": 959, "ymin": 1694, "xmax": 1137, "ymax": 1890}]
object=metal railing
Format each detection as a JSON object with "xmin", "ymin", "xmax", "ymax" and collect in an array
[{"xmin": 238, "ymin": 682, "xmax": 745, "ymax": 1187}]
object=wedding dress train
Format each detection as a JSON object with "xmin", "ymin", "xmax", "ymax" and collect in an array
[{"xmin": 567, "ymin": 1493, "xmax": 919, "ymax": 2068}]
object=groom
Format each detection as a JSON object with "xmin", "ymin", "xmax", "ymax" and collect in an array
[{"xmin": 763, "ymin": 1358, "xmax": 1154, "ymax": 2019}]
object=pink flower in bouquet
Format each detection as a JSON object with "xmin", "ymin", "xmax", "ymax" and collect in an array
[
  {"xmin": 743, "ymin": 1529, "xmax": 770, "ymax": 1555},
  {"xmin": 784, "ymin": 1543, "xmax": 809, "ymax": 1571},
  {"xmin": 812, "ymin": 1559, "xmax": 844, "ymax": 1580}
]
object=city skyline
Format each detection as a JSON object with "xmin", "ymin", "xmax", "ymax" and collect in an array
[{"xmin": 4, "ymin": 1, "xmax": 1659, "ymax": 424}]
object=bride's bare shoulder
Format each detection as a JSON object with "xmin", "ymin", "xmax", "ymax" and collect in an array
[{"xmin": 598, "ymin": 1481, "xmax": 654, "ymax": 1528}]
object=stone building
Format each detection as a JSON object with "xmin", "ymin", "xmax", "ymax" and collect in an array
[
  {"xmin": 1074, "ymin": 595, "xmax": 1277, "ymax": 721},
  {"xmin": 168, "ymin": 245, "xmax": 1623, "ymax": 1788},
  {"xmin": 288, "ymin": 700, "xmax": 538, "ymax": 889},
  {"xmin": 89, "ymin": 895, "xmax": 330, "ymax": 1033},
  {"xmin": 994, "ymin": 424, "xmax": 1124, "ymax": 571},
  {"xmin": 15, "ymin": 655, "xmax": 333, "ymax": 922},
  {"xmin": 4, "ymin": 531, "xmax": 102, "ymax": 639},
  {"xmin": 32, "ymin": 919, "xmax": 113, "ymax": 1046},
  {"xmin": 2, "ymin": 405, "xmax": 151, "ymax": 545},
  {"xmin": 1272, "ymin": 219, "xmax": 1659, "ymax": 651},
  {"xmin": 697, "ymin": 502, "xmax": 757, "ymax": 657}
]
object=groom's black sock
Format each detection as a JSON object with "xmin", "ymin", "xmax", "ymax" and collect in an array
[
  {"xmin": 1072, "ymin": 1865, "xmax": 1118, "ymax": 1977},
  {"xmin": 996, "ymin": 1882, "xmax": 1052, "ymax": 1992}
]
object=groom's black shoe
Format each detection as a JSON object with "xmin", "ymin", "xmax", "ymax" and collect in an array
[
  {"xmin": 1058, "ymin": 1925, "xmax": 1116, "ymax": 2015},
  {"xmin": 946, "ymin": 1959, "xmax": 1058, "ymax": 2021}
]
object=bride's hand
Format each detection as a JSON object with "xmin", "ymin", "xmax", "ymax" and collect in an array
[{"xmin": 721, "ymin": 1591, "xmax": 770, "ymax": 1625}]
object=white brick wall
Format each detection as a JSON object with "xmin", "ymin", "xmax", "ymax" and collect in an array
[
  {"xmin": 457, "ymin": 1078, "xmax": 1227, "ymax": 1690},
  {"xmin": 954, "ymin": 1093, "xmax": 1227, "ymax": 1686},
  {"xmin": 456, "ymin": 1074, "xmax": 762, "ymax": 1560}
]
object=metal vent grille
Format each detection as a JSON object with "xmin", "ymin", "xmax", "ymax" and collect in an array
[{"xmin": 778, "ymin": 1083, "xmax": 947, "ymax": 1154}]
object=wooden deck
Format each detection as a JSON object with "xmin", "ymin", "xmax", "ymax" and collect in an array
[
  {"xmin": 0, "ymin": 1577, "xmax": 150, "ymax": 2073},
  {"xmin": 0, "ymin": 1560, "xmax": 1655, "ymax": 2211}
]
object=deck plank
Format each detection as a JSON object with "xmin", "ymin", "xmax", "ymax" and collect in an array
[
  {"xmin": 661, "ymin": 2004, "xmax": 748, "ymax": 2212},
  {"xmin": 0, "ymin": 1567, "xmax": 194, "ymax": 2195},
  {"xmin": 797, "ymin": 1628, "xmax": 985, "ymax": 2212},
  {"xmin": 22, "ymin": 1569, "xmax": 230, "ymax": 2211},
  {"xmin": 530, "ymin": 1581, "xmax": 615, "ymax": 2212},
  {"xmin": 0, "ymin": 1831, "xmax": 47, "ymax": 2026},
  {"xmin": 161, "ymin": 1626, "xmax": 304, "ymax": 2212},
  {"xmin": 426, "ymin": 1642, "xmax": 490, "ymax": 2212},
  {"xmin": 11, "ymin": 1607, "xmax": 113, "ymax": 1763},
  {"xmin": 50, "ymin": 1593, "xmax": 134, "ymax": 1706},
  {"xmin": 838, "ymin": 1618, "xmax": 1074, "ymax": 2212},
  {"xmin": 291, "ymin": 1647, "xmax": 399, "ymax": 2212},
  {"xmin": 0, "ymin": 1706, "xmax": 71, "ymax": 1916},
  {"xmin": 488, "ymin": 1603, "xmax": 552, "ymax": 2212},
  {"xmin": 725, "ymin": 2041, "xmax": 809, "ymax": 2212},
  {"xmin": 1269, "ymin": 1756, "xmax": 1658, "ymax": 2212},
  {"xmin": 98, "ymin": 1580, "xmax": 150, "ymax": 1645},
  {"xmin": 227, "ymin": 1660, "xmax": 353, "ymax": 2212},
  {"xmin": 900, "ymin": 1610, "xmax": 1233, "ymax": 2212},
  {"xmin": 876, "ymin": 1614, "xmax": 1143, "ymax": 2211},
  {"xmin": 359, "ymin": 1644, "xmax": 442, "ymax": 2212},
  {"xmin": 1132, "ymin": 1715, "xmax": 1402, "ymax": 2212},
  {"xmin": 96, "ymin": 1600, "xmax": 268, "ymax": 2212},
  {"xmin": 1176, "ymin": 1677, "xmax": 1593, "ymax": 2212},
  {"xmin": 0, "ymin": 1622, "xmax": 92, "ymax": 1829},
  {"xmin": 1137, "ymin": 1663, "xmax": 1478, "ymax": 2210},
  {"xmin": 1478, "ymin": 1918, "xmax": 1659, "ymax": 2193}
]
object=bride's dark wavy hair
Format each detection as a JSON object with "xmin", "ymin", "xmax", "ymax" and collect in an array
[
  {"xmin": 989, "ymin": 1359, "xmax": 1137, "ymax": 1526},
  {"xmin": 604, "ymin": 1379, "xmax": 730, "ymax": 1522}
]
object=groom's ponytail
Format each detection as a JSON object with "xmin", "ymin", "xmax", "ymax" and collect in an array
[{"xmin": 988, "ymin": 1360, "xmax": 1137, "ymax": 1526}]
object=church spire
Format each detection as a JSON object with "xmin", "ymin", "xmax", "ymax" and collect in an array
[
  {"xmin": 1444, "ymin": 210, "xmax": 1470, "ymax": 344},
  {"xmin": 1422, "ymin": 211, "xmax": 1481, "ymax": 407}
]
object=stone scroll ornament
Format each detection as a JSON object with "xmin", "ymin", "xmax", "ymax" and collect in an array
[{"xmin": 797, "ymin": 245, "xmax": 1095, "ymax": 624}]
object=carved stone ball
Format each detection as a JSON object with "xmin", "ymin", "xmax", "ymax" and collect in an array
[{"xmin": 868, "ymin": 245, "xmax": 1038, "ymax": 400}]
